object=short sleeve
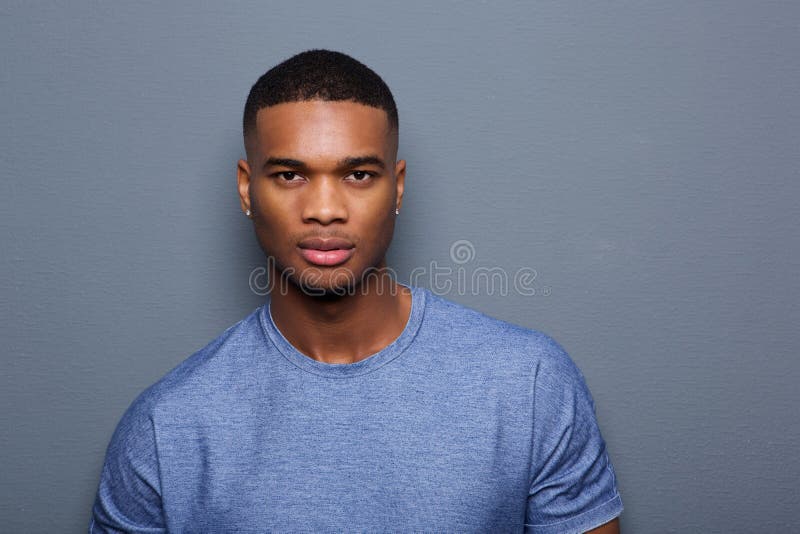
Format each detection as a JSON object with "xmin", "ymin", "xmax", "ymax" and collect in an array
[
  {"xmin": 89, "ymin": 392, "xmax": 166, "ymax": 533},
  {"xmin": 525, "ymin": 338, "xmax": 623, "ymax": 533}
]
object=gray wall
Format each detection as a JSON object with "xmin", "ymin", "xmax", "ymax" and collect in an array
[{"xmin": 2, "ymin": 1, "xmax": 798, "ymax": 532}]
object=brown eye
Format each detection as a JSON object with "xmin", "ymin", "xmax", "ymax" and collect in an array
[{"xmin": 346, "ymin": 171, "xmax": 373, "ymax": 182}]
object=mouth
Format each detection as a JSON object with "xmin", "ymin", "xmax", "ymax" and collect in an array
[{"xmin": 296, "ymin": 237, "xmax": 356, "ymax": 267}]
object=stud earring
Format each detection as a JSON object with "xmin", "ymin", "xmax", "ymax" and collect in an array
[
  {"xmin": 245, "ymin": 209, "xmax": 251, "ymax": 217},
  {"xmin": 395, "ymin": 208, "xmax": 400, "ymax": 215}
]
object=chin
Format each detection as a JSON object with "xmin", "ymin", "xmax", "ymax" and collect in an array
[
  {"xmin": 289, "ymin": 268, "xmax": 361, "ymax": 298},
  {"xmin": 270, "ymin": 255, "xmax": 392, "ymax": 298}
]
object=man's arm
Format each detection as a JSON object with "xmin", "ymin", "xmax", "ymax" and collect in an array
[
  {"xmin": 89, "ymin": 393, "xmax": 166, "ymax": 532},
  {"xmin": 586, "ymin": 517, "xmax": 620, "ymax": 534},
  {"xmin": 524, "ymin": 334, "xmax": 623, "ymax": 532}
]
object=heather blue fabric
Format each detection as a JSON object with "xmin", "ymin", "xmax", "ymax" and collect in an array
[{"xmin": 90, "ymin": 286, "xmax": 622, "ymax": 533}]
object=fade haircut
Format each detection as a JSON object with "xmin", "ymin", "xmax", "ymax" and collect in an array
[{"xmin": 243, "ymin": 49, "xmax": 398, "ymax": 149}]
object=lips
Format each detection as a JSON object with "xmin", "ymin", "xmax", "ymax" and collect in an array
[{"xmin": 297, "ymin": 237, "xmax": 355, "ymax": 267}]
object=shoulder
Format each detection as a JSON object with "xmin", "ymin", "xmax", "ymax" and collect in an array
[
  {"xmin": 418, "ymin": 289, "xmax": 577, "ymax": 373},
  {"xmin": 118, "ymin": 306, "xmax": 267, "ymax": 423}
]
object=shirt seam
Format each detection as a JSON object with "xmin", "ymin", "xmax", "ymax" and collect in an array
[
  {"xmin": 257, "ymin": 287, "xmax": 427, "ymax": 379},
  {"xmin": 525, "ymin": 491, "xmax": 622, "ymax": 528}
]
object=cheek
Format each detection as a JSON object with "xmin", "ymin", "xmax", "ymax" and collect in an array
[
  {"xmin": 253, "ymin": 183, "xmax": 297, "ymax": 219},
  {"xmin": 360, "ymin": 182, "xmax": 396, "ymax": 216},
  {"xmin": 251, "ymin": 192, "xmax": 297, "ymax": 249},
  {"xmin": 356, "ymin": 194, "xmax": 394, "ymax": 231},
  {"xmin": 355, "ymin": 196, "xmax": 397, "ymax": 258}
]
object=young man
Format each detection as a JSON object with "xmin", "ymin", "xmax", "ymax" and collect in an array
[{"xmin": 90, "ymin": 50, "xmax": 623, "ymax": 533}]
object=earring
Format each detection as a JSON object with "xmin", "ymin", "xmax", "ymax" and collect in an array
[
  {"xmin": 395, "ymin": 208, "xmax": 400, "ymax": 215},
  {"xmin": 245, "ymin": 209, "xmax": 251, "ymax": 217}
]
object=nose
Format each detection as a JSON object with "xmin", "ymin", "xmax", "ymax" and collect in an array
[{"xmin": 301, "ymin": 176, "xmax": 348, "ymax": 225}]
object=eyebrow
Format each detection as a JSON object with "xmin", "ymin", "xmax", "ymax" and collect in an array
[
  {"xmin": 341, "ymin": 155, "xmax": 386, "ymax": 169},
  {"xmin": 263, "ymin": 155, "xmax": 386, "ymax": 172},
  {"xmin": 263, "ymin": 157, "xmax": 305, "ymax": 171}
]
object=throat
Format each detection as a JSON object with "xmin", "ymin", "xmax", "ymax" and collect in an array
[{"xmin": 269, "ymin": 279, "xmax": 412, "ymax": 364}]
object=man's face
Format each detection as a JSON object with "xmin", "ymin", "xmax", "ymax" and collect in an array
[{"xmin": 237, "ymin": 100, "xmax": 405, "ymax": 295}]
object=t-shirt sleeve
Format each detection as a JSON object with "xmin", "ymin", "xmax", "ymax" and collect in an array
[
  {"xmin": 525, "ymin": 337, "xmax": 623, "ymax": 533},
  {"xmin": 89, "ymin": 392, "xmax": 166, "ymax": 533}
]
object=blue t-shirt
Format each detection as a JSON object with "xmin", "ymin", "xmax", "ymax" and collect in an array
[{"xmin": 90, "ymin": 286, "xmax": 622, "ymax": 533}]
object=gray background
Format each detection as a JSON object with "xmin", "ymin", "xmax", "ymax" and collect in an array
[{"xmin": 1, "ymin": 1, "xmax": 798, "ymax": 532}]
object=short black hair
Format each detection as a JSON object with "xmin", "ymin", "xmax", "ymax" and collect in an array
[{"xmin": 243, "ymin": 49, "xmax": 398, "ymax": 145}]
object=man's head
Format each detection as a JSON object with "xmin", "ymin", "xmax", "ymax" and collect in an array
[
  {"xmin": 242, "ymin": 49, "xmax": 399, "ymax": 160},
  {"xmin": 237, "ymin": 50, "xmax": 405, "ymax": 296}
]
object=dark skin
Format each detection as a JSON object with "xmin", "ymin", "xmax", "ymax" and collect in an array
[
  {"xmin": 588, "ymin": 518, "xmax": 620, "ymax": 534},
  {"xmin": 237, "ymin": 100, "xmax": 410, "ymax": 364},
  {"xmin": 237, "ymin": 100, "xmax": 620, "ymax": 534}
]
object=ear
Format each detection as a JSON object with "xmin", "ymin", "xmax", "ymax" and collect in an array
[
  {"xmin": 237, "ymin": 159, "xmax": 252, "ymax": 216},
  {"xmin": 394, "ymin": 159, "xmax": 406, "ymax": 213}
]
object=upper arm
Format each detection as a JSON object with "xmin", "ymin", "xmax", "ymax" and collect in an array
[
  {"xmin": 89, "ymin": 395, "xmax": 166, "ymax": 533},
  {"xmin": 524, "ymin": 337, "xmax": 623, "ymax": 533},
  {"xmin": 586, "ymin": 517, "xmax": 620, "ymax": 534}
]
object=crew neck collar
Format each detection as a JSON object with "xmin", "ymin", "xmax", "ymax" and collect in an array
[{"xmin": 259, "ymin": 285, "xmax": 427, "ymax": 378}]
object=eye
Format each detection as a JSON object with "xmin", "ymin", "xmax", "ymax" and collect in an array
[
  {"xmin": 345, "ymin": 170, "xmax": 374, "ymax": 182},
  {"xmin": 276, "ymin": 171, "xmax": 304, "ymax": 183}
]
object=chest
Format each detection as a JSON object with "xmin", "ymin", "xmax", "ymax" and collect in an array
[{"xmin": 158, "ymin": 377, "xmax": 533, "ymax": 531}]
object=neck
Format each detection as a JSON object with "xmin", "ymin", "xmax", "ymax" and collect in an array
[{"xmin": 268, "ymin": 267, "xmax": 412, "ymax": 364}]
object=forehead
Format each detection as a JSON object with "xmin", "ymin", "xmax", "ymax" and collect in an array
[{"xmin": 252, "ymin": 100, "xmax": 394, "ymax": 160}]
